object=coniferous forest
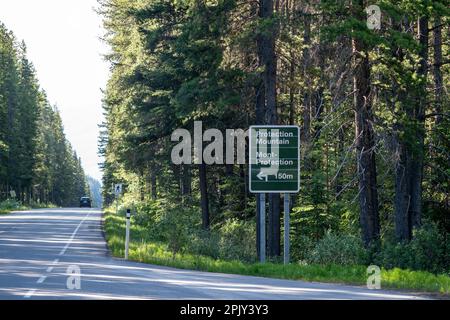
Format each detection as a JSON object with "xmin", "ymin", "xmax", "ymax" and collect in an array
[
  {"xmin": 99, "ymin": 0, "xmax": 449, "ymax": 276},
  {"xmin": 0, "ymin": 23, "xmax": 90, "ymax": 207}
]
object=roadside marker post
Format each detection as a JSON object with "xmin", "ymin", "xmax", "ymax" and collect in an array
[
  {"xmin": 115, "ymin": 195, "xmax": 119, "ymax": 216},
  {"xmin": 249, "ymin": 126, "xmax": 300, "ymax": 264},
  {"xmin": 125, "ymin": 209, "xmax": 131, "ymax": 260}
]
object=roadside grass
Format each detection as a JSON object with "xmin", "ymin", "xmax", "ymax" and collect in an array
[
  {"xmin": 0, "ymin": 199, "xmax": 56, "ymax": 215},
  {"xmin": 104, "ymin": 209, "xmax": 450, "ymax": 295},
  {"xmin": 0, "ymin": 200, "xmax": 28, "ymax": 215}
]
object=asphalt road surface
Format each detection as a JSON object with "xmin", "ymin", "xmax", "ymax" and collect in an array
[{"xmin": 0, "ymin": 208, "xmax": 429, "ymax": 300}]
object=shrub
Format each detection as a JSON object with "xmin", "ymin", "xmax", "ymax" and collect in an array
[
  {"xmin": 155, "ymin": 205, "xmax": 200, "ymax": 255},
  {"xmin": 309, "ymin": 231, "xmax": 368, "ymax": 265},
  {"xmin": 133, "ymin": 199, "xmax": 166, "ymax": 229},
  {"xmin": 189, "ymin": 230, "xmax": 220, "ymax": 259},
  {"xmin": 218, "ymin": 219, "xmax": 256, "ymax": 263},
  {"xmin": 0, "ymin": 199, "xmax": 22, "ymax": 211},
  {"xmin": 376, "ymin": 221, "xmax": 449, "ymax": 274},
  {"xmin": 291, "ymin": 235, "xmax": 315, "ymax": 263},
  {"xmin": 409, "ymin": 222, "xmax": 448, "ymax": 273}
]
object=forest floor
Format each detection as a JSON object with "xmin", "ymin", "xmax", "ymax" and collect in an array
[{"xmin": 103, "ymin": 209, "xmax": 450, "ymax": 296}]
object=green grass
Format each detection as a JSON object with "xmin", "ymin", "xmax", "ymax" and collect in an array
[
  {"xmin": 0, "ymin": 200, "xmax": 56, "ymax": 215},
  {"xmin": 104, "ymin": 210, "xmax": 450, "ymax": 295},
  {"xmin": 0, "ymin": 200, "xmax": 28, "ymax": 215}
]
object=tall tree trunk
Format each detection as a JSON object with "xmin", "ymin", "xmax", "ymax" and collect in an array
[
  {"xmin": 335, "ymin": 126, "xmax": 345, "ymax": 199},
  {"xmin": 255, "ymin": 0, "xmax": 268, "ymax": 260},
  {"xmin": 301, "ymin": 13, "xmax": 311, "ymax": 147},
  {"xmin": 260, "ymin": 0, "xmax": 280, "ymax": 258},
  {"xmin": 289, "ymin": 60, "xmax": 295, "ymax": 125},
  {"xmin": 352, "ymin": 0, "xmax": 380, "ymax": 247},
  {"xmin": 392, "ymin": 19, "xmax": 411, "ymax": 241},
  {"xmin": 394, "ymin": 17, "xmax": 428, "ymax": 241},
  {"xmin": 261, "ymin": 0, "xmax": 277, "ymax": 126},
  {"xmin": 287, "ymin": 0, "xmax": 296, "ymax": 126},
  {"xmin": 410, "ymin": 16, "xmax": 428, "ymax": 229},
  {"xmin": 433, "ymin": 17, "xmax": 443, "ymax": 125},
  {"xmin": 239, "ymin": 164, "xmax": 247, "ymax": 210},
  {"xmin": 199, "ymin": 163, "xmax": 210, "ymax": 230},
  {"xmin": 181, "ymin": 164, "xmax": 191, "ymax": 196},
  {"xmin": 151, "ymin": 171, "xmax": 157, "ymax": 201},
  {"xmin": 268, "ymin": 193, "xmax": 280, "ymax": 257},
  {"xmin": 139, "ymin": 171, "xmax": 145, "ymax": 201}
]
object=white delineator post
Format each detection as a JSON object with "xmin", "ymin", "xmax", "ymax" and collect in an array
[{"xmin": 125, "ymin": 209, "xmax": 131, "ymax": 260}]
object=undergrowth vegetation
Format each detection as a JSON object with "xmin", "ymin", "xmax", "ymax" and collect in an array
[{"xmin": 104, "ymin": 197, "xmax": 449, "ymax": 294}]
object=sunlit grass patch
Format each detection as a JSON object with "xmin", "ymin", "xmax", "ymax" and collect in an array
[
  {"xmin": 382, "ymin": 268, "xmax": 450, "ymax": 294},
  {"xmin": 0, "ymin": 200, "xmax": 57, "ymax": 215},
  {"xmin": 0, "ymin": 199, "xmax": 28, "ymax": 214}
]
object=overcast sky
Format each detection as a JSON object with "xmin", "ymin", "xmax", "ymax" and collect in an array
[{"xmin": 0, "ymin": 0, "xmax": 109, "ymax": 182}]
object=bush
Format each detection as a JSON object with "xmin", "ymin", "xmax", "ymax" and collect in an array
[
  {"xmin": 0, "ymin": 199, "xmax": 23, "ymax": 211},
  {"xmin": 217, "ymin": 219, "xmax": 256, "ymax": 262},
  {"xmin": 133, "ymin": 199, "xmax": 166, "ymax": 229},
  {"xmin": 189, "ymin": 230, "xmax": 220, "ymax": 259},
  {"xmin": 309, "ymin": 231, "xmax": 368, "ymax": 265},
  {"xmin": 410, "ymin": 222, "xmax": 449, "ymax": 273},
  {"xmin": 155, "ymin": 204, "xmax": 200, "ymax": 255},
  {"xmin": 291, "ymin": 235, "xmax": 315, "ymax": 263},
  {"xmin": 376, "ymin": 221, "xmax": 449, "ymax": 274}
]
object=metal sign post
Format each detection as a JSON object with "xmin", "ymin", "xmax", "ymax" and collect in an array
[
  {"xmin": 125, "ymin": 209, "xmax": 131, "ymax": 260},
  {"xmin": 259, "ymin": 193, "xmax": 266, "ymax": 263},
  {"xmin": 249, "ymin": 126, "xmax": 300, "ymax": 264},
  {"xmin": 284, "ymin": 193, "xmax": 290, "ymax": 265}
]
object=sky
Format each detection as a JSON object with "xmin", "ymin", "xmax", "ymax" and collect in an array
[{"xmin": 0, "ymin": 0, "xmax": 110, "ymax": 182}]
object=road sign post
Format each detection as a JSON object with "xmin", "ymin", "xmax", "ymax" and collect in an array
[
  {"xmin": 284, "ymin": 193, "xmax": 290, "ymax": 265},
  {"xmin": 259, "ymin": 193, "xmax": 266, "ymax": 263},
  {"xmin": 249, "ymin": 126, "xmax": 300, "ymax": 264},
  {"xmin": 125, "ymin": 209, "xmax": 131, "ymax": 260}
]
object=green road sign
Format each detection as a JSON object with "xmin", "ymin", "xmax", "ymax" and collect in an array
[{"xmin": 249, "ymin": 125, "xmax": 300, "ymax": 193}]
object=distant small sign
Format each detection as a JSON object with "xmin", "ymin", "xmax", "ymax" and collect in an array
[
  {"xmin": 10, "ymin": 190, "xmax": 16, "ymax": 198},
  {"xmin": 114, "ymin": 184, "xmax": 123, "ymax": 196}
]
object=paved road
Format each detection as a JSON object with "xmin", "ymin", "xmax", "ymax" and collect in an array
[{"xmin": 0, "ymin": 208, "xmax": 428, "ymax": 300}]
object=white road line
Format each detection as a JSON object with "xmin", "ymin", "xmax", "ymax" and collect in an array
[
  {"xmin": 23, "ymin": 210, "xmax": 93, "ymax": 299},
  {"xmin": 37, "ymin": 276, "xmax": 47, "ymax": 284},
  {"xmin": 59, "ymin": 211, "xmax": 91, "ymax": 256},
  {"xmin": 47, "ymin": 259, "xmax": 59, "ymax": 272},
  {"xmin": 24, "ymin": 289, "xmax": 36, "ymax": 298}
]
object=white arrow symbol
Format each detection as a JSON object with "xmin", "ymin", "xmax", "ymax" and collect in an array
[
  {"xmin": 257, "ymin": 171, "xmax": 268, "ymax": 181},
  {"xmin": 257, "ymin": 167, "xmax": 278, "ymax": 182}
]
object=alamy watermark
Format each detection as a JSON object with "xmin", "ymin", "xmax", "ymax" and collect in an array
[
  {"xmin": 171, "ymin": 121, "xmax": 247, "ymax": 165},
  {"xmin": 66, "ymin": 265, "xmax": 81, "ymax": 290},
  {"xmin": 367, "ymin": 265, "xmax": 381, "ymax": 289},
  {"xmin": 366, "ymin": 5, "xmax": 381, "ymax": 30},
  {"xmin": 171, "ymin": 122, "xmax": 293, "ymax": 167}
]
